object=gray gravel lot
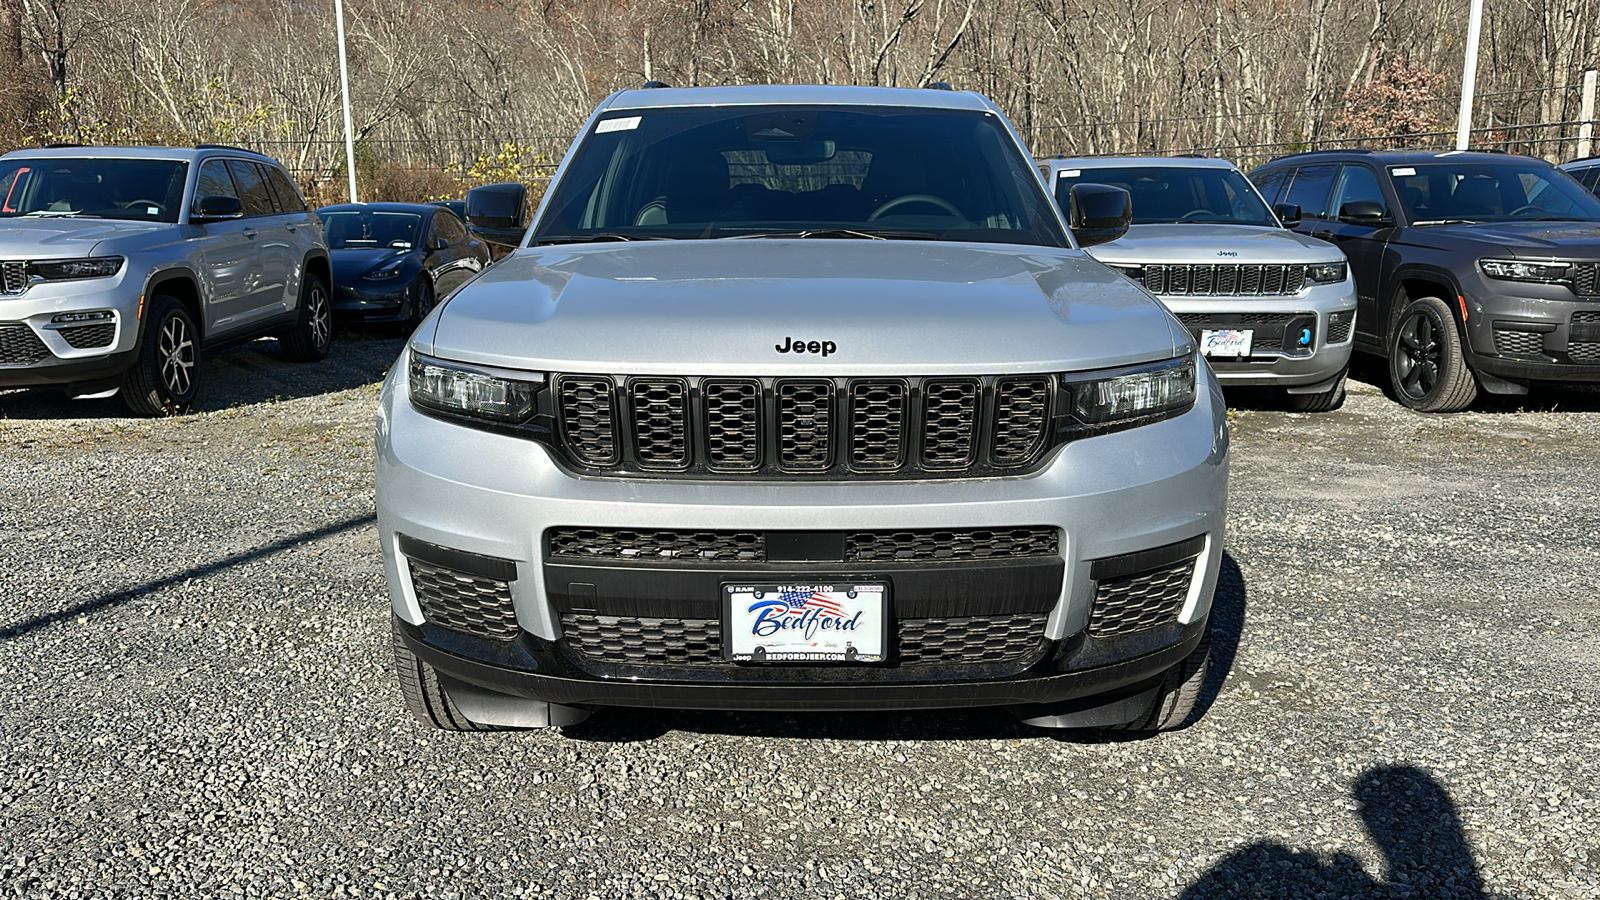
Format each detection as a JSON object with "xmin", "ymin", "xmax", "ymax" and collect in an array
[{"xmin": 1, "ymin": 338, "xmax": 1597, "ymax": 899}]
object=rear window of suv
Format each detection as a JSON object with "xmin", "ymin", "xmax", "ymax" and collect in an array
[
  {"xmin": 532, "ymin": 105, "xmax": 1068, "ymax": 247},
  {"xmin": 0, "ymin": 157, "xmax": 188, "ymax": 223}
]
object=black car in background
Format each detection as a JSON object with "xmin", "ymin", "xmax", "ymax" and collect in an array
[
  {"xmin": 316, "ymin": 202, "xmax": 490, "ymax": 329},
  {"xmin": 1250, "ymin": 150, "xmax": 1600, "ymax": 412}
]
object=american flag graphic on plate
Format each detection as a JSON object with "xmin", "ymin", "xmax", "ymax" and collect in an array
[{"xmin": 724, "ymin": 582, "xmax": 887, "ymax": 662}]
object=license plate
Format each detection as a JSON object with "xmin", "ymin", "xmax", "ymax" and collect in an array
[
  {"xmin": 1200, "ymin": 328, "xmax": 1254, "ymax": 358},
  {"xmin": 723, "ymin": 582, "xmax": 887, "ymax": 662}
]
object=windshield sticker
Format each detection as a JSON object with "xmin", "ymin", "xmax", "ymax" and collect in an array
[
  {"xmin": 1390, "ymin": 167, "xmax": 1417, "ymax": 177},
  {"xmin": 1059, "ymin": 169, "xmax": 1081, "ymax": 178},
  {"xmin": 596, "ymin": 116, "xmax": 642, "ymax": 134}
]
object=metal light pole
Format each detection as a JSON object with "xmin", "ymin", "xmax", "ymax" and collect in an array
[
  {"xmin": 334, "ymin": 0, "xmax": 358, "ymax": 202},
  {"xmin": 1454, "ymin": 0, "xmax": 1485, "ymax": 150}
]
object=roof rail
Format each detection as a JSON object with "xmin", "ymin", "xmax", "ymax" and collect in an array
[
  {"xmin": 45, "ymin": 142, "xmax": 86, "ymax": 148},
  {"xmin": 1266, "ymin": 147, "xmax": 1374, "ymax": 162},
  {"xmin": 1173, "ymin": 152, "xmax": 1208, "ymax": 158},
  {"xmin": 924, "ymin": 82, "xmax": 954, "ymax": 91},
  {"xmin": 641, "ymin": 80, "xmax": 671, "ymax": 89},
  {"xmin": 196, "ymin": 143, "xmax": 259, "ymax": 154}
]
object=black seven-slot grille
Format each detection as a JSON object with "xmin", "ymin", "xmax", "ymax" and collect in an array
[
  {"xmin": 547, "ymin": 526, "xmax": 1060, "ymax": 563},
  {"xmin": 1573, "ymin": 263, "xmax": 1597, "ymax": 298},
  {"xmin": 560, "ymin": 613, "xmax": 1049, "ymax": 667},
  {"xmin": 1123, "ymin": 263, "xmax": 1307, "ymax": 297},
  {"xmin": 556, "ymin": 374, "xmax": 1054, "ymax": 478}
]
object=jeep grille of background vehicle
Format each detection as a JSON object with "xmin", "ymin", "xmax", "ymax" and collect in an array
[
  {"xmin": 1572, "ymin": 263, "xmax": 1597, "ymax": 297},
  {"xmin": 0, "ymin": 324, "xmax": 49, "ymax": 365},
  {"xmin": 546, "ymin": 526, "xmax": 1060, "ymax": 563},
  {"xmin": 551, "ymin": 374, "xmax": 1054, "ymax": 478},
  {"xmin": 1493, "ymin": 328, "xmax": 1546, "ymax": 357},
  {"xmin": 60, "ymin": 323, "xmax": 116, "ymax": 349},
  {"xmin": 1135, "ymin": 264, "xmax": 1306, "ymax": 296},
  {"xmin": 559, "ymin": 613, "xmax": 1047, "ymax": 666},
  {"xmin": 407, "ymin": 559, "xmax": 520, "ymax": 640},
  {"xmin": 1, "ymin": 262, "xmax": 26, "ymax": 295},
  {"xmin": 1088, "ymin": 558, "xmax": 1196, "ymax": 637}
]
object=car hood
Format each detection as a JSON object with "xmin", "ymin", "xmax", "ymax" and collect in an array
[
  {"xmin": 423, "ymin": 240, "xmax": 1186, "ymax": 375},
  {"xmin": 331, "ymin": 247, "xmax": 414, "ymax": 278},
  {"xmin": 1408, "ymin": 220, "xmax": 1600, "ymax": 256},
  {"xmin": 1086, "ymin": 224, "xmax": 1341, "ymax": 265},
  {"xmin": 0, "ymin": 216, "xmax": 167, "ymax": 256}
]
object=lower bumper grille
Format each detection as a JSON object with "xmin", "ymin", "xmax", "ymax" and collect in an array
[
  {"xmin": 547, "ymin": 526, "xmax": 1060, "ymax": 564},
  {"xmin": 59, "ymin": 323, "xmax": 116, "ymax": 349},
  {"xmin": 1568, "ymin": 341, "xmax": 1600, "ymax": 363},
  {"xmin": 407, "ymin": 557, "xmax": 519, "ymax": 640},
  {"xmin": 1088, "ymin": 558, "xmax": 1197, "ymax": 637},
  {"xmin": 559, "ymin": 613, "xmax": 1049, "ymax": 667},
  {"xmin": 1174, "ymin": 312, "xmax": 1315, "ymax": 356},
  {"xmin": 1327, "ymin": 311, "xmax": 1355, "ymax": 344},
  {"xmin": 0, "ymin": 324, "xmax": 49, "ymax": 365},
  {"xmin": 1494, "ymin": 328, "xmax": 1546, "ymax": 357}
]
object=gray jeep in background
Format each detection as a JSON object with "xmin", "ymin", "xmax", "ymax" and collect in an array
[
  {"xmin": 0, "ymin": 145, "xmax": 333, "ymax": 415},
  {"xmin": 1042, "ymin": 156, "xmax": 1357, "ymax": 411}
]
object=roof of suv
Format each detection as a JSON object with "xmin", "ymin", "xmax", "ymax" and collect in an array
[
  {"xmin": 1261, "ymin": 149, "xmax": 1545, "ymax": 167},
  {"xmin": 1043, "ymin": 156, "xmax": 1239, "ymax": 171},
  {"xmin": 0, "ymin": 145, "xmax": 278, "ymax": 164},
  {"xmin": 603, "ymin": 84, "xmax": 995, "ymax": 113}
]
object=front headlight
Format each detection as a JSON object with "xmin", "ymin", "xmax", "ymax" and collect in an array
[
  {"xmin": 1479, "ymin": 258, "xmax": 1570, "ymax": 283},
  {"xmin": 1063, "ymin": 352, "xmax": 1197, "ymax": 428},
  {"xmin": 30, "ymin": 256, "xmax": 125, "ymax": 280},
  {"xmin": 408, "ymin": 351, "xmax": 541, "ymax": 423},
  {"xmin": 363, "ymin": 259, "xmax": 407, "ymax": 281},
  {"xmin": 1305, "ymin": 261, "xmax": 1348, "ymax": 284}
]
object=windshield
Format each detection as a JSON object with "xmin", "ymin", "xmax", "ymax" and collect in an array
[
  {"xmin": 0, "ymin": 157, "xmax": 188, "ymax": 223},
  {"xmin": 531, "ymin": 105, "xmax": 1068, "ymax": 247},
  {"xmin": 1388, "ymin": 162, "xmax": 1600, "ymax": 223},
  {"xmin": 1053, "ymin": 165, "xmax": 1277, "ymax": 226},
  {"xmin": 318, "ymin": 210, "xmax": 423, "ymax": 249}
]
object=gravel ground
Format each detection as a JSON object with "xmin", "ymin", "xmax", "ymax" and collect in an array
[{"xmin": 1, "ymin": 338, "xmax": 1597, "ymax": 899}]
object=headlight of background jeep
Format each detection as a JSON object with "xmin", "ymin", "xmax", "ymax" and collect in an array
[
  {"xmin": 31, "ymin": 257, "xmax": 125, "ymax": 280},
  {"xmin": 1305, "ymin": 261, "xmax": 1348, "ymax": 284},
  {"xmin": 1479, "ymin": 259, "xmax": 1570, "ymax": 283},
  {"xmin": 408, "ymin": 351, "xmax": 540, "ymax": 423},
  {"xmin": 1062, "ymin": 352, "xmax": 1197, "ymax": 430}
]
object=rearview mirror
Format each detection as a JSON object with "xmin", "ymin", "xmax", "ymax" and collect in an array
[
  {"xmin": 191, "ymin": 195, "xmax": 243, "ymax": 223},
  {"xmin": 1068, "ymin": 183, "xmax": 1131, "ymax": 248},
  {"xmin": 1273, "ymin": 202, "xmax": 1302, "ymax": 227},
  {"xmin": 466, "ymin": 182, "xmax": 529, "ymax": 248},
  {"xmin": 1338, "ymin": 200, "xmax": 1392, "ymax": 227}
]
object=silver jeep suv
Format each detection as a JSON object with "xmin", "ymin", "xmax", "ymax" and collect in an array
[
  {"xmin": 1042, "ymin": 156, "xmax": 1357, "ymax": 411},
  {"xmin": 0, "ymin": 145, "xmax": 333, "ymax": 415},
  {"xmin": 378, "ymin": 85, "xmax": 1229, "ymax": 733}
]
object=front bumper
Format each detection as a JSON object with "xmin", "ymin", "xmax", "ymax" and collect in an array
[
  {"xmin": 374, "ymin": 360, "xmax": 1230, "ymax": 713},
  {"xmin": 0, "ymin": 269, "xmax": 142, "ymax": 388},
  {"xmin": 330, "ymin": 279, "xmax": 414, "ymax": 323},
  {"xmin": 1159, "ymin": 280, "xmax": 1357, "ymax": 388},
  {"xmin": 1461, "ymin": 273, "xmax": 1600, "ymax": 383}
]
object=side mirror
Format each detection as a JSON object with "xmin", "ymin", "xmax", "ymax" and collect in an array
[
  {"xmin": 191, "ymin": 195, "xmax": 243, "ymax": 223},
  {"xmin": 1338, "ymin": 200, "xmax": 1392, "ymax": 227},
  {"xmin": 1273, "ymin": 202, "xmax": 1302, "ymax": 227},
  {"xmin": 466, "ymin": 182, "xmax": 529, "ymax": 247},
  {"xmin": 1067, "ymin": 183, "xmax": 1131, "ymax": 248}
]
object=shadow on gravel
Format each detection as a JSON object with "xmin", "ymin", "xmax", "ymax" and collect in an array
[
  {"xmin": 0, "ymin": 513, "xmax": 374, "ymax": 641},
  {"xmin": 1178, "ymin": 765, "xmax": 1489, "ymax": 899},
  {"xmin": 564, "ymin": 553, "xmax": 1249, "ymax": 745},
  {"xmin": 0, "ymin": 332, "xmax": 403, "ymax": 420}
]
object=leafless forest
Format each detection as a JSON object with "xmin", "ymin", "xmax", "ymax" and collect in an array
[{"xmin": 3, "ymin": 0, "xmax": 1597, "ymax": 203}]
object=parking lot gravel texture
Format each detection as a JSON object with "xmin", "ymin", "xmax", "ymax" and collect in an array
[{"xmin": 2, "ymin": 338, "xmax": 1597, "ymax": 899}]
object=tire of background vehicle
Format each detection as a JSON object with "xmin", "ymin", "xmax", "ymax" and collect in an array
[
  {"xmin": 1387, "ymin": 296, "xmax": 1477, "ymax": 413},
  {"xmin": 1284, "ymin": 366, "xmax": 1348, "ymax": 412},
  {"xmin": 280, "ymin": 270, "xmax": 333, "ymax": 362},
  {"xmin": 391, "ymin": 620, "xmax": 504, "ymax": 732},
  {"xmin": 406, "ymin": 277, "xmax": 436, "ymax": 332},
  {"xmin": 1107, "ymin": 623, "xmax": 1212, "ymax": 734},
  {"xmin": 120, "ymin": 294, "xmax": 199, "ymax": 417}
]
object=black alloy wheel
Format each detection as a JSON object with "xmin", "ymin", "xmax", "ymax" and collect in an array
[{"xmin": 1387, "ymin": 296, "xmax": 1477, "ymax": 413}]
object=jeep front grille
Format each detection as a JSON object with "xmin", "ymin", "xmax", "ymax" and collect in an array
[
  {"xmin": 1132, "ymin": 263, "xmax": 1306, "ymax": 297},
  {"xmin": 1, "ymin": 262, "xmax": 27, "ymax": 295},
  {"xmin": 0, "ymin": 324, "xmax": 50, "ymax": 365},
  {"xmin": 547, "ymin": 526, "xmax": 1060, "ymax": 564},
  {"xmin": 1573, "ymin": 263, "xmax": 1597, "ymax": 297},
  {"xmin": 552, "ymin": 374, "xmax": 1054, "ymax": 478}
]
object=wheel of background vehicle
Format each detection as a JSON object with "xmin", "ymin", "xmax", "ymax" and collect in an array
[
  {"xmin": 120, "ymin": 294, "xmax": 199, "ymax": 417},
  {"xmin": 1387, "ymin": 296, "xmax": 1477, "ymax": 413},
  {"xmin": 1284, "ymin": 366, "xmax": 1348, "ymax": 412},
  {"xmin": 1107, "ymin": 621, "xmax": 1211, "ymax": 733},
  {"xmin": 391, "ymin": 620, "xmax": 504, "ymax": 732},
  {"xmin": 406, "ymin": 277, "xmax": 437, "ymax": 332},
  {"xmin": 280, "ymin": 271, "xmax": 333, "ymax": 362}
]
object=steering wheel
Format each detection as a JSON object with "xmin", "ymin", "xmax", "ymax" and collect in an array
[
  {"xmin": 1507, "ymin": 204, "xmax": 1544, "ymax": 218},
  {"xmin": 868, "ymin": 193, "xmax": 962, "ymax": 221},
  {"xmin": 123, "ymin": 199, "xmax": 166, "ymax": 214},
  {"xmin": 1178, "ymin": 210, "xmax": 1218, "ymax": 222}
]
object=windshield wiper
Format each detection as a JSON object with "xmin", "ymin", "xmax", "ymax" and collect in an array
[
  {"xmin": 22, "ymin": 211, "xmax": 103, "ymax": 218},
  {"xmin": 1411, "ymin": 218, "xmax": 1480, "ymax": 226},
  {"xmin": 533, "ymin": 233, "xmax": 669, "ymax": 245},
  {"xmin": 721, "ymin": 228, "xmax": 936, "ymax": 241}
]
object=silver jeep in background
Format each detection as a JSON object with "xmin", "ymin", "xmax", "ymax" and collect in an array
[
  {"xmin": 0, "ymin": 145, "xmax": 333, "ymax": 415},
  {"xmin": 1042, "ymin": 156, "xmax": 1357, "ymax": 411}
]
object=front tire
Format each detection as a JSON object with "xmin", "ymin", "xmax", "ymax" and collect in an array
[
  {"xmin": 406, "ymin": 277, "xmax": 437, "ymax": 332},
  {"xmin": 1108, "ymin": 622, "xmax": 1211, "ymax": 733},
  {"xmin": 280, "ymin": 271, "xmax": 333, "ymax": 362},
  {"xmin": 121, "ymin": 295, "xmax": 199, "ymax": 416},
  {"xmin": 1284, "ymin": 367, "xmax": 1347, "ymax": 412},
  {"xmin": 391, "ymin": 621, "xmax": 503, "ymax": 732},
  {"xmin": 1388, "ymin": 296, "xmax": 1477, "ymax": 412}
]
